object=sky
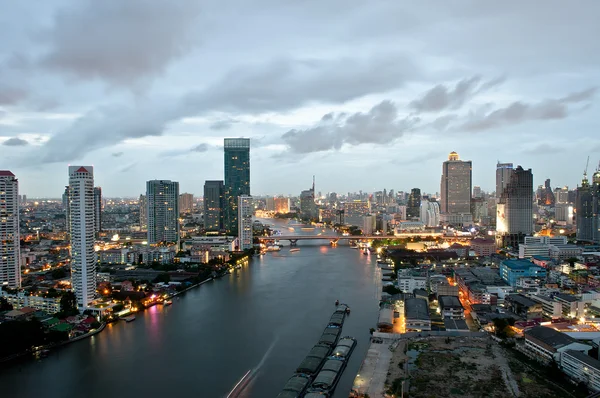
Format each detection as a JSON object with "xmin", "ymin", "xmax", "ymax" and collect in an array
[{"xmin": 1, "ymin": 1, "xmax": 599, "ymax": 198}]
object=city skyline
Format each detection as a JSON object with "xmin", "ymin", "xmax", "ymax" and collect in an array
[{"xmin": 1, "ymin": 2, "xmax": 599, "ymax": 197}]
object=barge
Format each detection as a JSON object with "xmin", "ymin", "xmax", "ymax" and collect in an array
[
  {"xmin": 296, "ymin": 344, "xmax": 332, "ymax": 376},
  {"xmin": 306, "ymin": 336, "xmax": 357, "ymax": 395},
  {"xmin": 318, "ymin": 326, "xmax": 341, "ymax": 347},
  {"xmin": 276, "ymin": 374, "xmax": 311, "ymax": 398}
]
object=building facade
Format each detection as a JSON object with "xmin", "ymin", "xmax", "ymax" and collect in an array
[
  {"xmin": 499, "ymin": 259, "xmax": 546, "ymax": 286},
  {"xmin": 496, "ymin": 162, "xmax": 513, "ymax": 197},
  {"xmin": 496, "ymin": 166, "xmax": 533, "ymax": 247},
  {"xmin": 93, "ymin": 186, "xmax": 102, "ymax": 234},
  {"xmin": 146, "ymin": 180, "xmax": 180, "ymax": 244},
  {"xmin": 407, "ymin": 188, "xmax": 421, "ymax": 219},
  {"xmin": 576, "ymin": 168, "xmax": 600, "ymax": 244},
  {"xmin": 440, "ymin": 151, "xmax": 472, "ymax": 225},
  {"xmin": 420, "ymin": 198, "xmax": 440, "ymax": 227},
  {"xmin": 0, "ymin": 170, "xmax": 20, "ymax": 288},
  {"xmin": 238, "ymin": 195, "xmax": 253, "ymax": 251},
  {"xmin": 179, "ymin": 193, "xmax": 194, "ymax": 214},
  {"xmin": 274, "ymin": 197, "xmax": 290, "ymax": 213},
  {"xmin": 224, "ymin": 138, "xmax": 250, "ymax": 235},
  {"xmin": 69, "ymin": 166, "xmax": 97, "ymax": 310},
  {"xmin": 139, "ymin": 194, "xmax": 147, "ymax": 230},
  {"xmin": 204, "ymin": 180, "xmax": 224, "ymax": 232}
]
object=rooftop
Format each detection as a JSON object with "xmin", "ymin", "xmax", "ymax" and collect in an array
[
  {"xmin": 554, "ymin": 293, "xmax": 579, "ymax": 303},
  {"xmin": 564, "ymin": 350, "xmax": 600, "ymax": 371},
  {"xmin": 444, "ymin": 318, "xmax": 469, "ymax": 331},
  {"xmin": 405, "ymin": 298, "xmax": 430, "ymax": 321},
  {"xmin": 524, "ymin": 326, "xmax": 575, "ymax": 349},
  {"xmin": 506, "ymin": 294, "xmax": 539, "ymax": 308},
  {"xmin": 501, "ymin": 259, "xmax": 541, "ymax": 270},
  {"xmin": 439, "ymin": 295, "xmax": 463, "ymax": 310}
]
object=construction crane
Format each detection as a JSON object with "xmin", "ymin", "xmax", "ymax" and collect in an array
[{"xmin": 585, "ymin": 156, "xmax": 590, "ymax": 177}]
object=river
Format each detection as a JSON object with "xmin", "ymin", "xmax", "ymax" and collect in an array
[{"xmin": 0, "ymin": 219, "xmax": 383, "ymax": 397}]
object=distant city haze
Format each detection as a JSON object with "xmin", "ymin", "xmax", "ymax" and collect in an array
[{"xmin": 0, "ymin": 2, "xmax": 598, "ymax": 197}]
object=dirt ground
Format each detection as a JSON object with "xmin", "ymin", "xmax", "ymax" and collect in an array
[{"xmin": 384, "ymin": 336, "xmax": 565, "ymax": 398}]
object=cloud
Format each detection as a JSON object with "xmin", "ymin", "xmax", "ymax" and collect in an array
[
  {"xmin": 111, "ymin": 151, "xmax": 123, "ymax": 157},
  {"xmin": 521, "ymin": 143, "xmax": 564, "ymax": 154},
  {"xmin": 160, "ymin": 143, "xmax": 211, "ymax": 157},
  {"xmin": 2, "ymin": 137, "xmax": 29, "ymax": 146},
  {"xmin": 36, "ymin": 53, "xmax": 417, "ymax": 163},
  {"xmin": 460, "ymin": 87, "xmax": 596, "ymax": 132},
  {"xmin": 40, "ymin": 0, "xmax": 201, "ymax": 87},
  {"xmin": 409, "ymin": 75, "xmax": 504, "ymax": 113},
  {"xmin": 0, "ymin": 86, "xmax": 28, "ymax": 105},
  {"xmin": 209, "ymin": 119, "xmax": 238, "ymax": 131},
  {"xmin": 120, "ymin": 162, "xmax": 136, "ymax": 173},
  {"xmin": 191, "ymin": 143, "xmax": 208, "ymax": 152},
  {"xmin": 282, "ymin": 100, "xmax": 419, "ymax": 154}
]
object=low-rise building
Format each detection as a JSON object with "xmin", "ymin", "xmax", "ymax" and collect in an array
[
  {"xmin": 561, "ymin": 350, "xmax": 600, "ymax": 392},
  {"xmin": 404, "ymin": 297, "xmax": 431, "ymax": 331},
  {"xmin": 549, "ymin": 244, "xmax": 584, "ymax": 261},
  {"xmin": 438, "ymin": 295, "xmax": 464, "ymax": 319},
  {"xmin": 443, "ymin": 318, "xmax": 469, "ymax": 332},
  {"xmin": 500, "ymin": 259, "xmax": 547, "ymax": 286},
  {"xmin": 530, "ymin": 295, "xmax": 563, "ymax": 318},
  {"xmin": 0, "ymin": 291, "xmax": 61, "ymax": 314},
  {"xmin": 523, "ymin": 326, "xmax": 591, "ymax": 364},
  {"xmin": 397, "ymin": 274, "xmax": 427, "ymax": 294},
  {"xmin": 471, "ymin": 238, "xmax": 496, "ymax": 257},
  {"xmin": 554, "ymin": 293, "xmax": 586, "ymax": 318},
  {"xmin": 504, "ymin": 294, "xmax": 543, "ymax": 320}
]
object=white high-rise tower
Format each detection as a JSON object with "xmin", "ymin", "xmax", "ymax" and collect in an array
[
  {"xmin": 0, "ymin": 171, "xmax": 21, "ymax": 288},
  {"xmin": 69, "ymin": 166, "xmax": 97, "ymax": 310}
]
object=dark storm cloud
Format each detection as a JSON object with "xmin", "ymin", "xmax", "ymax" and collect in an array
[
  {"xmin": 409, "ymin": 75, "xmax": 504, "ymax": 113},
  {"xmin": 282, "ymin": 100, "xmax": 419, "ymax": 154},
  {"xmin": 460, "ymin": 87, "xmax": 596, "ymax": 132},
  {"xmin": 40, "ymin": 0, "xmax": 201, "ymax": 86},
  {"xmin": 36, "ymin": 53, "xmax": 417, "ymax": 162},
  {"xmin": 2, "ymin": 137, "xmax": 29, "ymax": 146}
]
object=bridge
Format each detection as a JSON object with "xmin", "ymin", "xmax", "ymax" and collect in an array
[{"xmin": 257, "ymin": 233, "xmax": 475, "ymax": 246}]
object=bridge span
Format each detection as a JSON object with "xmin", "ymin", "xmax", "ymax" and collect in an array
[{"xmin": 257, "ymin": 233, "xmax": 475, "ymax": 246}]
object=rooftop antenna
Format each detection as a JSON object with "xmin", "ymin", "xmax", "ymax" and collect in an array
[{"xmin": 312, "ymin": 175, "xmax": 315, "ymax": 193}]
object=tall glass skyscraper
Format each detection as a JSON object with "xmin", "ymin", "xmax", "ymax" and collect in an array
[
  {"xmin": 496, "ymin": 162, "xmax": 513, "ymax": 197},
  {"xmin": 146, "ymin": 180, "xmax": 180, "ymax": 244},
  {"xmin": 0, "ymin": 170, "xmax": 20, "ymax": 288},
  {"xmin": 576, "ymin": 168, "xmax": 600, "ymax": 243},
  {"xmin": 440, "ymin": 152, "xmax": 472, "ymax": 213},
  {"xmin": 204, "ymin": 180, "xmax": 224, "ymax": 232},
  {"xmin": 224, "ymin": 138, "xmax": 250, "ymax": 234},
  {"xmin": 496, "ymin": 166, "xmax": 533, "ymax": 247}
]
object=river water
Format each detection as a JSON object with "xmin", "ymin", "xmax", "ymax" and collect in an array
[{"xmin": 0, "ymin": 220, "xmax": 383, "ymax": 398}]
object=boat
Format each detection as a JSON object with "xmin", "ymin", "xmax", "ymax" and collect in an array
[
  {"xmin": 318, "ymin": 326, "xmax": 341, "ymax": 347},
  {"xmin": 295, "ymin": 344, "xmax": 332, "ymax": 376},
  {"xmin": 335, "ymin": 300, "xmax": 339, "ymax": 306},
  {"xmin": 306, "ymin": 357, "xmax": 346, "ymax": 394},
  {"xmin": 276, "ymin": 374, "xmax": 311, "ymax": 398},
  {"xmin": 331, "ymin": 336, "xmax": 357, "ymax": 359},
  {"xmin": 122, "ymin": 315, "xmax": 136, "ymax": 322},
  {"xmin": 328, "ymin": 311, "xmax": 346, "ymax": 328},
  {"xmin": 290, "ymin": 248, "xmax": 300, "ymax": 253},
  {"xmin": 163, "ymin": 299, "xmax": 172, "ymax": 306}
]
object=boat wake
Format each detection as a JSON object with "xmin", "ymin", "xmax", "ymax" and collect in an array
[{"xmin": 225, "ymin": 336, "xmax": 279, "ymax": 398}]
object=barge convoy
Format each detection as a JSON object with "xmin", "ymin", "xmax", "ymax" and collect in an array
[{"xmin": 276, "ymin": 303, "xmax": 357, "ymax": 398}]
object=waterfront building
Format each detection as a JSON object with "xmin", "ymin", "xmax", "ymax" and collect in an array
[
  {"xmin": 404, "ymin": 298, "xmax": 431, "ymax": 331},
  {"xmin": 440, "ymin": 151, "xmax": 472, "ymax": 225},
  {"xmin": 0, "ymin": 170, "xmax": 20, "ymax": 288},
  {"xmin": 179, "ymin": 193, "xmax": 194, "ymax": 214},
  {"xmin": 343, "ymin": 200, "xmax": 370, "ymax": 226},
  {"xmin": 63, "ymin": 185, "xmax": 71, "ymax": 237},
  {"xmin": 576, "ymin": 167, "xmax": 600, "ymax": 243},
  {"xmin": 146, "ymin": 180, "xmax": 180, "ymax": 244},
  {"xmin": 139, "ymin": 194, "xmax": 147, "ymax": 230},
  {"xmin": 224, "ymin": 138, "xmax": 250, "ymax": 235},
  {"xmin": 274, "ymin": 197, "xmax": 290, "ymax": 213},
  {"xmin": 0, "ymin": 290, "xmax": 61, "ymax": 313},
  {"xmin": 93, "ymin": 186, "xmax": 102, "ymax": 234},
  {"xmin": 496, "ymin": 166, "xmax": 533, "ymax": 247},
  {"xmin": 204, "ymin": 180, "xmax": 224, "ymax": 232},
  {"xmin": 496, "ymin": 162, "xmax": 513, "ymax": 197},
  {"xmin": 300, "ymin": 179, "xmax": 316, "ymax": 220},
  {"xmin": 499, "ymin": 259, "xmax": 546, "ymax": 286},
  {"xmin": 238, "ymin": 195, "xmax": 253, "ymax": 251},
  {"xmin": 407, "ymin": 188, "xmax": 421, "ymax": 219},
  {"xmin": 68, "ymin": 166, "xmax": 97, "ymax": 310},
  {"xmin": 362, "ymin": 215, "xmax": 375, "ymax": 235}
]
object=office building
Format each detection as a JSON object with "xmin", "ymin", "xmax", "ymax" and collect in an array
[
  {"xmin": 499, "ymin": 259, "xmax": 546, "ymax": 286},
  {"xmin": 420, "ymin": 198, "xmax": 440, "ymax": 227},
  {"xmin": 300, "ymin": 178, "xmax": 316, "ymax": 220},
  {"xmin": 238, "ymin": 195, "xmax": 253, "ymax": 251},
  {"xmin": 265, "ymin": 197, "xmax": 275, "ymax": 211},
  {"xmin": 179, "ymin": 193, "xmax": 194, "ymax": 214},
  {"xmin": 496, "ymin": 166, "xmax": 533, "ymax": 247},
  {"xmin": 496, "ymin": 162, "xmax": 513, "ymax": 197},
  {"xmin": 472, "ymin": 185, "xmax": 482, "ymax": 198},
  {"xmin": 224, "ymin": 138, "xmax": 250, "ymax": 234},
  {"xmin": 440, "ymin": 151, "xmax": 472, "ymax": 225},
  {"xmin": 139, "ymin": 194, "xmax": 147, "ymax": 230},
  {"xmin": 204, "ymin": 180, "xmax": 224, "ymax": 232},
  {"xmin": 0, "ymin": 171, "xmax": 20, "ymax": 288},
  {"xmin": 274, "ymin": 197, "xmax": 290, "ymax": 213},
  {"xmin": 93, "ymin": 187, "xmax": 102, "ymax": 234},
  {"xmin": 343, "ymin": 200, "xmax": 371, "ymax": 226},
  {"xmin": 146, "ymin": 180, "xmax": 180, "ymax": 244},
  {"xmin": 68, "ymin": 166, "xmax": 97, "ymax": 310},
  {"xmin": 576, "ymin": 168, "xmax": 600, "ymax": 244},
  {"xmin": 407, "ymin": 188, "xmax": 421, "ymax": 219},
  {"xmin": 555, "ymin": 187, "xmax": 570, "ymax": 204},
  {"xmin": 555, "ymin": 204, "xmax": 574, "ymax": 225}
]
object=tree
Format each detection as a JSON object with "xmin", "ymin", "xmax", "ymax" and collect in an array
[
  {"xmin": 60, "ymin": 291, "xmax": 78, "ymax": 315},
  {"xmin": 566, "ymin": 257, "xmax": 579, "ymax": 267},
  {"xmin": 153, "ymin": 273, "xmax": 171, "ymax": 284},
  {"xmin": 51, "ymin": 268, "xmax": 67, "ymax": 279},
  {"xmin": 0, "ymin": 297, "xmax": 13, "ymax": 311}
]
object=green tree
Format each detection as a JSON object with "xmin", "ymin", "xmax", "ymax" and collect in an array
[
  {"xmin": 0, "ymin": 297, "xmax": 13, "ymax": 311},
  {"xmin": 153, "ymin": 273, "xmax": 171, "ymax": 284},
  {"xmin": 51, "ymin": 268, "xmax": 67, "ymax": 279},
  {"xmin": 60, "ymin": 291, "xmax": 78, "ymax": 315}
]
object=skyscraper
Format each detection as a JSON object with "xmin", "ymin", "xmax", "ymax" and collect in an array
[
  {"xmin": 407, "ymin": 188, "xmax": 421, "ymax": 219},
  {"xmin": 63, "ymin": 185, "xmax": 71, "ymax": 237},
  {"xmin": 300, "ymin": 177, "xmax": 316, "ymax": 220},
  {"xmin": 496, "ymin": 162, "xmax": 513, "ymax": 197},
  {"xmin": 179, "ymin": 193, "xmax": 194, "ymax": 214},
  {"xmin": 538, "ymin": 178, "xmax": 555, "ymax": 206},
  {"xmin": 68, "ymin": 166, "xmax": 97, "ymax": 310},
  {"xmin": 0, "ymin": 171, "xmax": 20, "ymax": 288},
  {"xmin": 238, "ymin": 195, "xmax": 253, "ymax": 251},
  {"xmin": 440, "ymin": 152, "xmax": 472, "ymax": 225},
  {"xmin": 576, "ymin": 167, "xmax": 600, "ymax": 243},
  {"xmin": 146, "ymin": 180, "xmax": 180, "ymax": 244},
  {"xmin": 420, "ymin": 198, "xmax": 440, "ymax": 227},
  {"xmin": 139, "ymin": 194, "xmax": 147, "ymax": 230},
  {"xmin": 93, "ymin": 187, "xmax": 102, "ymax": 234},
  {"xmin": 204, "ymin": 180, "xmax": 224, "ymax": 232},
  {"xmin": 224, "ymin": 138, "xmax": 250, "ymax": 234},
  {"xmin": 496, "ymin": 166, "xmax": 533, "ymax": 247}
]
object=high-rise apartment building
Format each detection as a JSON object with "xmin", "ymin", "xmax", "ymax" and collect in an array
[
  {"xmin": 576, "ymin": 168, "xmax": 600, "ymax": 244},
  {"xmin": 224, "ymin": 138, "xmax": 250, "ymax": 234},
  {"xmin": 204, "ymin": 180, "xmax": 224, "ymax": 232},
  {"xmin": 68, "ymin": 166, "xmax": 97, "ymax": 310},
  {"xmin": 440, "ymin": 152, "xmax": 472, "ymax": 225},
  {"xmin": 139, "ymin": 194, "xmax": 147, "ymax": 230},
  {"xmin": 420, "ymin": 199, "xmax": 440, "ymax": 227},
  {"xmin": 63, "ymin": 185, "xmax": 71, "ymax": 237},
  {"xmin": 473, "ymin": 186, "xmax": 482, "ymax": 198},
  {"xmin": 496, "ymin": 162, "xmax": 513, "ymax": 197},
  {"xmin": 343, "ymin": 200, "xmax": 371, "ymax": 226},
  {"xmin": 146, "ymin": 180, "xmax": 180, "ymax": 244},
  {"xmin": 274, "ymin": 197, "xmax": 290, "ymax": 213},
  {"xmin": 300, "ymin": 178, "xmax": 316, "ymax": 220},
  {"xmin": 555, "ymin": 187, "xmax": 570, "ymax": 204},
  {"xmin": 238, "ymin": 195, "xmax": 253, "ymax": 251},
  {"xmin": 496, "ymin": 166, "xmax": 533, "ymax": 247},
  {"xmin": 93, "ymin": 187, "xmax": 102, "ymax": 234},
  {"xmin": 179, "ymin": 193, "xmax": 194, "ymax": 214},
  {"xmin": 0, "ymin": 171, "xmax": 20, "ymax": 288},
  {"xmin": 407, "ymin": 188, "xmax": 421, "ymax": 219}
]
